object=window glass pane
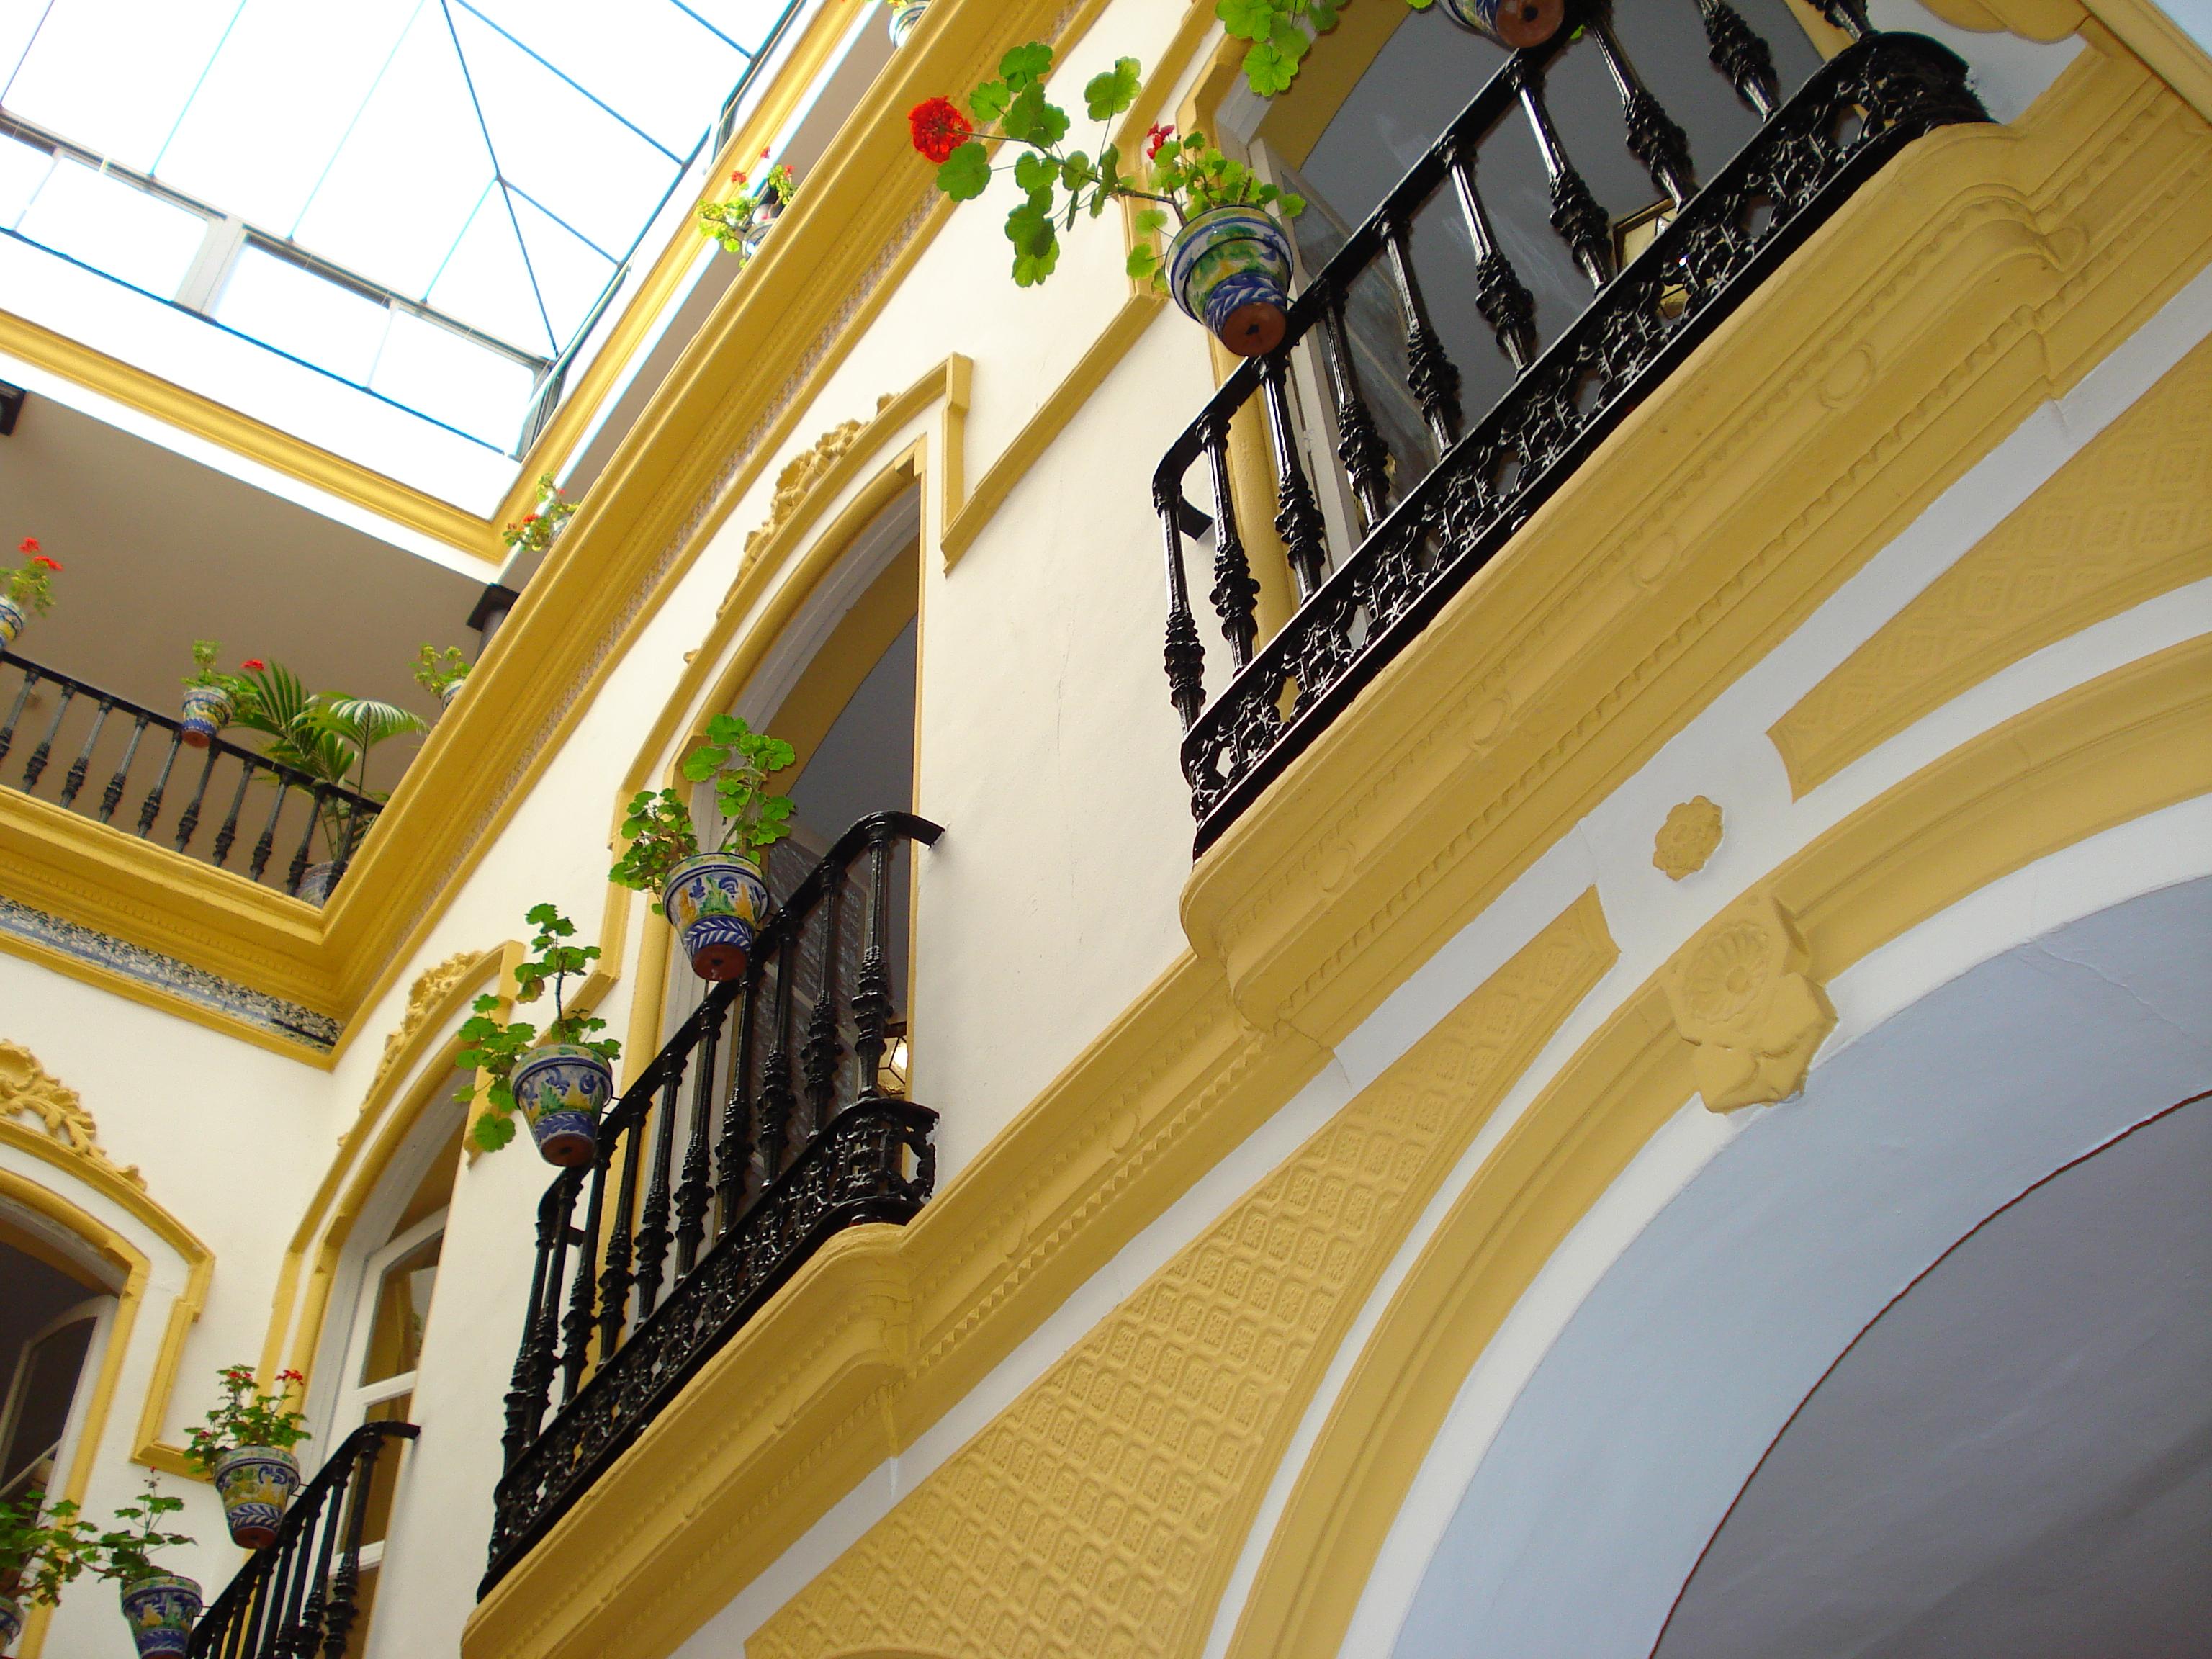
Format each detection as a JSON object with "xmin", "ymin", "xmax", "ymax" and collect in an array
[
  {"xmin": 212, "ymin": 246, "xmax": 390, "ymax": 382},
  {"xmin": 355, "ymin": 1394, "xmax": 412, "ymax": 1549},
  {"xmin": 0, "ymin": 1318, "xmax": 96, "ymax": 1491},
  {"xmin": 370, "ymin": 312, "xmax": 536, "ymax": 447},
  {"xmin": 361, "ymin": 1234, "xmax": 441, "ymax": 1387},
  {"xmin": 0, "ymin": 134, "xmax": 54, "ymax": 226},
  {"xmin": 14, "ymin": 158, "xmax": 207, "ymax": 297}
]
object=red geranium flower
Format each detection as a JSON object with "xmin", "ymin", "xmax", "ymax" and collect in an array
[
  {"xmin": 30, "ymin": 555, "xmax": 59, "ymax": 571},
  {"xmin": 909, "ymin": 96, "xmax": 971, "ymax": 165},
  {"xmin": 240, "ymin": 659, "xmax": 266, "ymax": 671},
  {"xmin": 1146, "ymin": 122, "xmax": 1174, "ymax": 159},
  {"xmin": 17, "ymin": 537, "xmax": 38, "ymax": 554}
]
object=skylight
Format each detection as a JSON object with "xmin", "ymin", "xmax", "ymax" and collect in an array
[{"xmin": 0, "ymin": 0, "xmax": 809, "ymax": 511}]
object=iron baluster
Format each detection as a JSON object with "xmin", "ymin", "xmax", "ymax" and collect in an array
[
  {"xmin": 57, "ymin": 696, "xmax": 111, "ymax": 809},
  {"xmin": 98, "ymin": 713, "xmax": 150, "ymax": 823},
  {"xmin": 673, "ymin": 998, "xmax": 725, "ymax": 1278},
  {"xmin": 135, "ymin": 731, "xmax": 183, "ymax": 836},
  {"xmin": 204, "ymin": 755, "xmax": 251, "ymax": 863},
  {"xmin": 561, "ymin": 1151, "xmax": 609, "ymax": 1402},
  {"xmin": 287, "ymin": 787, "xmax": 325, "ymax": 894},
  {"xmin": 1593, "ymin": 16, "xmax": 1696, "ymax": 207},
  {"xmin": 292, "ymin": 1475, "xmax": 347, "ymax": 1657},
  {"xmin": 596, "ymin": 1114, "xmax": 642, "ymax": 1357},
  {"xmin": 1815, "ymin": 0, "xmax": 1871, "ymax": 39},
  {"xmin": 1202, "ymin": 418, "xmax": 1262, "ymax": 669},
  {"xmin": 1380, "ymin": 210, "xmax": 1462, "ymax": 449},
  {"xmin": 0, "ymin": 664, "xmax": 36, "ymax": 763},
  {"xmin": 716, "ymin": 971, "xmax": 760, "ymax": 1231},
  {"xmin": 248, "ymin": 778, "xmax": 291, "ymax": 884},
  {"xmin": 1316, "ymin": 296, "xmax": 1393, "ymax": 532},
  {"xmin": 801, "ymin": 871, "xmax": 845, "ymax": 1137},
  {"xmin": 20, "ymin": 679, "xmax": 73, "ymax": 791},
  {"xmin": 1156, "ymin": 485, "xmax": 1206, "ymax": 730},
  {"xmin": 267, "ymin": 1480, "xmax": 325, "ymax": 1653},
  {"xmin": 1512, "ymin": 60, "xmax": 1614, "ymax": 289},
  {"xmin": 319, "ymin": 1431, "xmax": 393, "ymax": 1659},
  {"xmin": 1444, "ymin": 135, "xmax": 1539, "ymax": 370},
  {"xmin": 503, "ymin": 1178, "xmax": 570, "ymax": 1471},
  {"xmin": 1694, "ymin": 0, "xmax": 1778, "ymax": 118},
  {"xmin": 631, "ymin": 1068, "xmax": 681, "ymax": 1318},
  {"xmin": 1260, "ymin": 356, "xmax": 1331, "ymax": 599},
  {"xmin": 849, "ymin": 820, "xmax": 895, "ymax": 1100},
  {"xmin": 756, "ymin": 932, "xmax": 799, "ymax": 1179}
]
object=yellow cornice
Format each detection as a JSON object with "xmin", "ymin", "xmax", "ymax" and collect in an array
[{"xmin": 0, "ymin": 305, "xmax": 501, "ymax": 562}]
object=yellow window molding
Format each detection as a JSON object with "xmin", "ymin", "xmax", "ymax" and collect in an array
[
  {"xmin": 1771, "ymin": 327, "xmax": 2212, "ymax": 795},
  {"xmin": 1218, "ymin": 630, "xmax": 2212, "ymax": 1659}
]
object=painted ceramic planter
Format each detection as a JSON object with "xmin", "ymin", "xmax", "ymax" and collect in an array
[
  {"xmin": 438, "ymin": 675, "xmax": 466, "ymax": 709},
  {"xmin": 888, "ymin": 0, "xmax": 928, "ymax": 46},
  {"xmin": 662, "ymin": 851, "xmax": 770, "ymax": 981},
  {"xmin": 178, "ymin": 685, "xmax": 231, "ymax": 749},
  {"xmin": 1439, "ymin": 0, "xmax": 1563, "ymax": 48},
  {"xmin": 513, "ymin": 1043, "xmax": 612, "ymax": 1167},
  {"xmin": 1167, "ymin": 204, "xmax": 1296, "ymax": 358},
  {"xmin": 0, "ymin": 1592, "xmax": 22, "ymax": 1654},
  {"xmin": 118, "ymin": 1573, "xmax": 201, "ymax": 1659},
  {"xmin": 0, "ymin": 595, "xmax": 26, "ymax": 648},
  {"xmin": 213, "ymin": 1444, "xmax": 301, "ymax": 1549}
]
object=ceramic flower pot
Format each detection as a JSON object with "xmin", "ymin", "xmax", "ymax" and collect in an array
[
  {"xmin": 0, "ymin": 596, "xmax": 26, "ymax": 648},
  {"xmin": 178, "ymin": 685, "xmax": 231, "ymax": 749},
  {"xmin": 512, "ymin": 1043, "xmax": 612, "ymax": 1167},
  {"xmin": 118, "ymin": 1573, "xmax": 201, "ymax": 1658},
  {"xmin": 1167, "ymin": 204, "xmax": 1296, "ymax": 358},
  {"xmin": 888, "ymin": 0, "xmax": 928, "ymax": 46},
  {"xmin": 212, "ymin": 1444, "xmax": 301, "ymax": 1549},
  {"xmin": 1439, "ymin": 0, "xmax": 1564, "ymax": 48},
  {"xmin": 662, "ymin": 851, "xmax": 770, "ymax": 981},
  {"xmin": 438, "ymin": 675, "xmax": 466, "ymax": 709},
  {"xmin": 0, "ymin": 1592, "xmax": 23, "ymax": 1653}
]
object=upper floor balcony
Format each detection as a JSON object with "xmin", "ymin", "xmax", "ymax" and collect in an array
[{"xmin": 1151, "ymin": 1, "xmax": 1986, "ymax": 852}]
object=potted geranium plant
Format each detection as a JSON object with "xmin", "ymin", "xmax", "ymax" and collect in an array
[
  {"xmin": 0, "ymin": 537, "xmax": 60, "ymax": 648},
  {"xmin": 184, "ymin": 1364, "xmax": 310, "ymax": 1550},
  {"xmin": 608, "ymin": 716, "xmax": 793, "ymax": 982},
  {"xmin": 414, "ymin": 644, "xmax": 470, "ymax": 711},
  {"xmin": 698, "ymin": 153, "xmax": 799, "ymax": 260},
  {"xmin": 176, "ymin": 643, "xmax": 258, "ymax": 749},
  {"xmin": 1220, "ymin": 0, "xmax": 1562, "ymax": 97},
  {"xmin": 500, "ymin": 477, "xmax": 576, "ymax": 559},
  {"xmin": 912, "ymin": 45, "xmax": 1306, "ymax": 354},
  {"xmin": 0, "ymin": 1489, "xmax": 99, "ymax": 1650},
  {"xmin": 461, "ymin": 904, "xmax": 623, "ymax": 1166},
  {"xmin": 92, "ymin": 1476, "xmax": 197, "ymax": 1659}
]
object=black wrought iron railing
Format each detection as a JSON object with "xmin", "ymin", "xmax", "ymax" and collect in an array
[
  {"xmin": 1152, "ymin": 2, "xmax": 1986, "ymax": 852},
  {"xmin": 188, "ymin": 1421, "xmax": 418, "ymax": 1658},
  {"xmin": 0, "ymin": 650, "xmax": 384, "ymax": 901},
  {"xmin": 482, "ymin": 811, "xmax": 941, "ymax": 1591}
]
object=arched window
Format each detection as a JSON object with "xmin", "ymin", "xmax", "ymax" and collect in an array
[{"xmin": 0, "ymin": 1210, "xmax": 116, "ymax": 1511}]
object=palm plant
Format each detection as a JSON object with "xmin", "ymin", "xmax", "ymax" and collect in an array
[{"xmin": 224, "ymin": 662, "xmax": 426, "ymax": 866}]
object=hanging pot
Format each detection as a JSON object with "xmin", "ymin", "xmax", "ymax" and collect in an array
[
  {"xmin": 661, "ymin": 850, "xmax": 770, "ymax": 981},
  {"xmin": 438, "ymin": 676, "xmax": 466, "ymax": 709},
  {"xmin": 512, "ymin": 1043, "xmax": 612, "ymax": 1167},
  {"xmin": 0, "ymin": 596, "xmax": 26, "ymax": 648},
  {"xmin": 1166, "ymin": 204, "xmax": 1296, "ymax": 359},
  {"xmin": 178, "ymin": 685, "xmax": 231, "ymax": 749},
  {"xmin": 118, "ymin": 1573, "xmax": 201, "ymax": 1659},
  {"xmin": 1439, "ymin": 0, "xmax": 1564, "ymax": 48},
  {"xmin": 888, "ymin": 0, "xmax": 928, "ymax": 47},
  {"xmin": 212, "ymin": 1444, "xmax": 301, "ymax": 1549},
  {"xmin": 0, "ymin": 1592, "xmax": 23, "ymax": 1653}
]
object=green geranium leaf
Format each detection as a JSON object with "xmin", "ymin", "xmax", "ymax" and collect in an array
[
  {"xmin": 1014, "ymin": 150, "xmax": 1056, "ymax": 193},
  {"xmin": 1277, "ymin": 190, "xmax": 1306, "ymax": 217},
  {"xmin": 968, "ymin": 78, "xmax": 1011, "ymax": 122},
  {"xmin": 1001, "ymin": 40, "xmax": 1053, "ymax": 87},
  {"xmin": 1083, "ymin": 56, "xmax": 1141, "ymax": 121},
  {"xmin": 1127, "ymin": 242, "xmax": 1161, "ymax": 281},
  {"xmin": 1309, "ymin": 0, "xmax": 1343, "ymax": 27},
  {"xmin": 1132, "ymin": 204, "xmax": 1170, "ymax": 235},
  {"xmin": 937, "ymin": 140, "xmax": 992, "ymax": 201},
  {"xmin": 1242, "ymin": 37, "xmax": 1299, "ymax": 96},
  {"xmin": 1218, "ymin": 0, "xmax": 1281, "ymax": 44},
  {"xmin": 472, "ymin": 1113, "xmax": 516, "ymax": 1153},
  {"xmin": 1000, "ymin": 83, "xmax": 1068, "ymax": 148}
]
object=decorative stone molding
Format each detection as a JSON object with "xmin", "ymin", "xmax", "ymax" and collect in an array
[
  {"xmin": 1919, "ymin": 0, "xmax": 2085, "ymax": 42},
  {"xmin": 1663, "ymin": 892, "xmax": 1835, "ymax": 1112},
  {"xmin": 735, "ymin": 395, "xmax": 898, "ymax": 587},
  {"xmin": 0, "ymin": 1039, "xmax": 144, "ymax": 1188},
  {"xmin": 1653, "ymin": 796, "xmax": 1725, "ymax": 880},
  {"xmin": 373, "ymin": 949, "xmax": 487, "ymax": 1089}
]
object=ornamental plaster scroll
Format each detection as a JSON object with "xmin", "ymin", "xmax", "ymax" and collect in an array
[
  {"xmin": 372, "ymin": 949, "xmax": 488, "ymax": 1092},
  {"xmin": 1918, "ymin": 0, "xmax": 2086, "ymax": 42},
  {"xmin": 0, "ymin": 1039, "xmax": 145, "ymax": 1189},
  {"xmin": 1663, "ymin": 891, "xmax": 1836, "ymax": 1112},
  {"xmin": 732, "ymin": 393, "xmax": 900, "ymax": 593},
  {"xmin": 1654, "ymin": 796, "xmax": 1725, "ymax": 879}
]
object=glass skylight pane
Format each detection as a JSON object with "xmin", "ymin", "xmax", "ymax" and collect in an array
[
  {"xmin": 0, "ymin": 133, "xmax": 55, "ymax": 226},
  {"xmin": 425, "ymin": 191, "xmax": 560, "ymax": 351},
  {"xmin": 154, "ymin": 0, "xmax": 421, "ymax": 233},
  {"xmin": 212, "ymin": 245, "xmax": 389, "ymax": 382},
  {"xmin": 369, "ymin": 310, "xmax": 535, "ymax": 445},
  {"xmin": 14, "ymin": 158, "xmax": 207, "ymax": 295},
  {"xmin": 1, "ymin": 0, "xmax": 240, "ymax": 170},
  {"xmin": 462, "ymin": 0, "xmax": 749, "ymax": 156},
  {"xmin": 680, "ymin": 0, "xmax": 798, "ymax": 46}
]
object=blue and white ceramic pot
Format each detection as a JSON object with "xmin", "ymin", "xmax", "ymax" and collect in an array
[
  {"xmin": 0, "ymin": 1592, "xmax": 24, "ymax": 1653},
  {"xmin": 119, "ymin": 1573, "xmax": 201, "ymax": 1659},
  {"xmin": 662, "ymin": 851, "xmax": 770, "ymax": 981},
  {"xmin": 212, "ymin": 1444, "xmax": 300, "ymax": 1549},
  {"xmin": 438, "ymin": 675, "xmax": 466, "ymax": 709},
  {"xmin": 888, "ymin": 0, "xmax": 928, "ymax": 46},
  {"xmin": 1166, "ymin": 204, "xmax": 1296, "ymax": 358},
  {"xmin": 513, "ymin": 1043, "xmax": 612, "ymax": 1167},
  {"xmin": 0, "ymin": 596, "xmax": 26, "ymax": 648},
  {"xmin": 178, "ymin": 685, "xmax": 230, "ymax": 750},
  {"xmin": 1439, "ymin": 0, "xmax": 1563, "ymax": 48}
]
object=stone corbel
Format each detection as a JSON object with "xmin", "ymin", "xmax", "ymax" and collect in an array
[{"xmin": 1663, "ymin": 891, "xmax": 1836, "ymax": 1112}]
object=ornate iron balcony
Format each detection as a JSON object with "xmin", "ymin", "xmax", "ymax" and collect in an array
[
  {"xmin": 482, "ymin": 811, "xmax": 941, "ymax": 1592},
  {"xmin": 1153, "ymin": 4, "xmax": 1987, "ymax": 853},
  {"xmin": 188, "ymin": 1420, "xmax": 418, "ymax": 1658},
  {"xmin": 0, "ymin": 649, "xmax": 383, "ymax": 901}
]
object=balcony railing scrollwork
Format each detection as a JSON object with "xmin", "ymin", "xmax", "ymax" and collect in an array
[
  {"xmin": 187, "ymin": 1419, "xmax": 418, "ymax": 1658},
  {"xmin": 1153, "ymin": 3, "xmax": 1987, "ymax": 852},
  {"xmin": 482, "ymin": 810, "xmax": 942, "ymax": 1592},
  {"xmin": 0, "ymin": 649, "xmax": 383, "ymax": 901}
]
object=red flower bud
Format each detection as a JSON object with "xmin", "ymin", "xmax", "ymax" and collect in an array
[
  {"xmin": 240, "ymin": 659, "xmax": 266, "ymax": 671},
  {"xmin": 909, "ymin": 96, "xmax": 972, "ymax": 166},
  {"xmin": 18, "ymin": 536, "xmax": 39, "ymax": 554},
  {"xmin": 1146, "ymin": 122, "xmax": 1175, "ymax": 160},
  {"xmin": 30, "ymin": 555, "xmax": 59, "ymax": 570}
]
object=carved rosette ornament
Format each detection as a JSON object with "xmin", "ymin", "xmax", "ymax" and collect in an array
[
  {"xmin": 1663, "ymin": 892, "xmax": 1835, "ymax": 1112},
  {"xmin": 0, "ymin": 1040, "xmax": 145, "ymax": 1187},
  {"xmin": 1653, "ymin": 795, "xmax": 1724, "ymax": 879}
]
